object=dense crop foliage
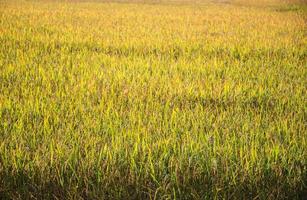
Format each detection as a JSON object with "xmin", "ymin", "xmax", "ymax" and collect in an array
[{"xmin": 0, "ymin": 0, "xmax": 306, "ymax": 199}]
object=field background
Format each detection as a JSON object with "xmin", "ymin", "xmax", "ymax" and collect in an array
[{"xmin": 0, "ymin": 0, "xmax": 306, "ymax": 199}]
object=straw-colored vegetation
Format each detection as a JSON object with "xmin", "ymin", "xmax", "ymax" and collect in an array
[{"xmin": 0, "ymin": 0, "xmax": 306, "ymax": 199}]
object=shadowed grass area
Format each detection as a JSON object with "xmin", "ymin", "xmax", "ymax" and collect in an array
[{"xmin": 274, "ymin": 4, "xmax": 307, "ymax": 12}]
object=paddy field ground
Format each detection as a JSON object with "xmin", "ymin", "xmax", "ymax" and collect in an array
[{"xmin": 0, "ymin": 0, "xmax": 306, "ymax": 199}]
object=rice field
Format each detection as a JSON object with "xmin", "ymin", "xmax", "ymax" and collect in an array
[{"xmin": 0, "ymin": 0, "xmax": 306, "ymax": 199}]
